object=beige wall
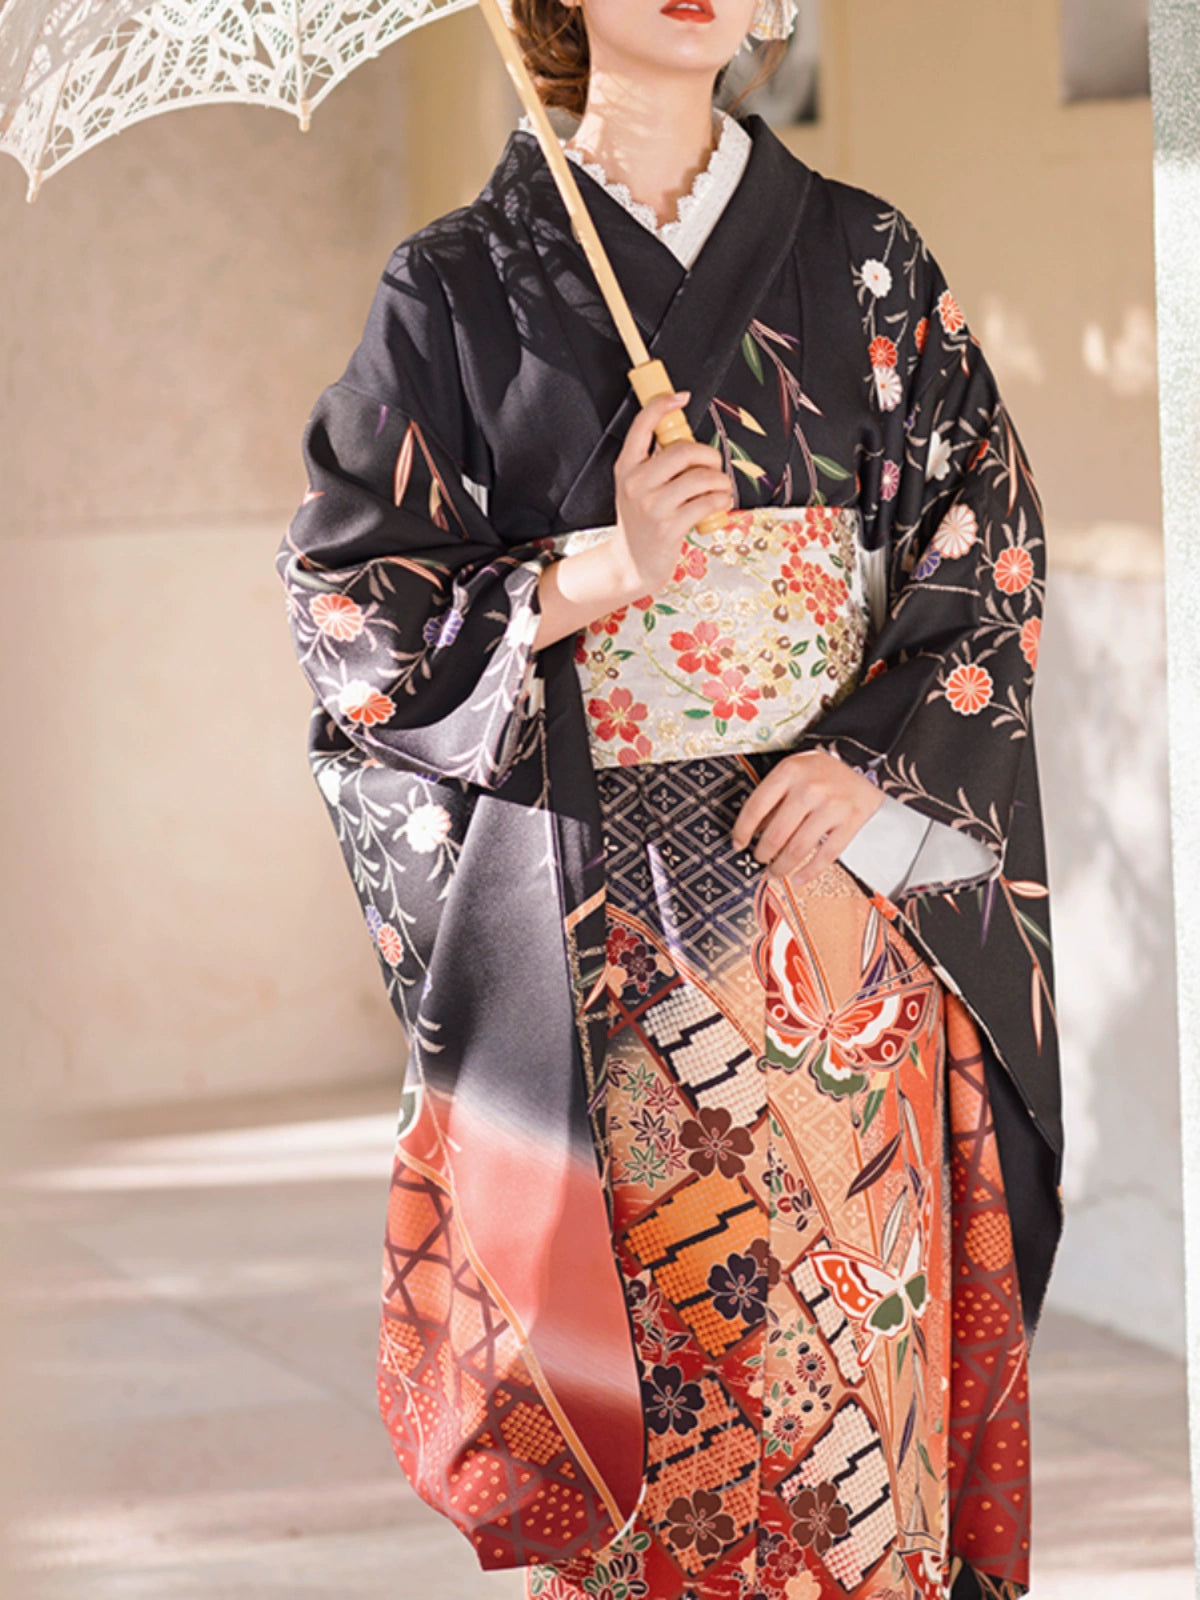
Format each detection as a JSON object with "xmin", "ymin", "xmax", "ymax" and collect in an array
[
  {"xmin": 0, "ymin": 10, "xmax": 520, "ymax": 1116},
  {"xmin": 0, "ymin": 0, "xmax": 1173, "ymax": 1357}
]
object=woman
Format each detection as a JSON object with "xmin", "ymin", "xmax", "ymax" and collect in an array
[{"xmin": 275, "ymin": 0, "xmax": 1065, "ymax": 1595}]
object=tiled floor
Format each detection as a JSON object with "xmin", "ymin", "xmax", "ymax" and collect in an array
[{"xmin": 0, "ymin": 1081, "xmax": 1193, "ymax": 1598}]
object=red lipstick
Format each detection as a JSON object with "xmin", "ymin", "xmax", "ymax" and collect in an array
[{"xmin": 660, "ymin": 0, "xmax": 715, "ymax": 19}]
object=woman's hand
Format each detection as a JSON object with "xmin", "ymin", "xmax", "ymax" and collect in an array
[
  {"xmin": 609, "ymin": 388, "xmax": 735, "ymax": 597},
  {"xmin": 730, "ymin": 750, "xmax": 884, "ymax": 883}
]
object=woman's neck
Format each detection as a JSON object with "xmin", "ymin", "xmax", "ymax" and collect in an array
[{"xmin": 564, "ymin": 75, "xmax": 721, "ymax": 230}]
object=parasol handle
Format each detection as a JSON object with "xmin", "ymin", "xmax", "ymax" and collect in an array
[
  {"xmin": 474, "ymin": 0, "xmax": 728, "ymax": 536},
  {"xmin": 626, "ymin": 359, "xmax": 727, "ymax": 535}
]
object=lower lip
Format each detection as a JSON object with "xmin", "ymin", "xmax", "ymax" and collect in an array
[{"xmin": 661, "ymin": 5, "xmax": 714, "ymax": 17}]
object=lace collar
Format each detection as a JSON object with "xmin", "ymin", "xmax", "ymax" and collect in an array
[{"xmin": 515, "ymin": 105, "xmax": 752, "ymax": 270}]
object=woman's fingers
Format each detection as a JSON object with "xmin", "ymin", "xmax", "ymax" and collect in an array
[
  {"xmin": 616, "ymin": 388, "xmax": 690, "ymax": 471},
  {"xmin": 730, "ymin": 753, "xmax": 824, "ymax": 852}
]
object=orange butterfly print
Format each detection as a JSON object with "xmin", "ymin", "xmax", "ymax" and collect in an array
[
  {"xmin": 805, "ymin": 1182, "xmax": 937, "ymax": 1366},
  {"xmin": 751, "ymin": 886, "xmax": 939, "ymax": 1098}
]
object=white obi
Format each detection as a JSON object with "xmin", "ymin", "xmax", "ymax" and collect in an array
[{"xmin": 551, "ymin": 505, "xmax": 873, "ymax": 768}]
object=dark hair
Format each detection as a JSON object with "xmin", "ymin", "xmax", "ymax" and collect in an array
[{"xmin": 508, "ymin": 0, "xmax": 788, "ymax": 119}]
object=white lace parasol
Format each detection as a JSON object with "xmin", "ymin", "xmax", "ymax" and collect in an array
[
  {"xmin": 0, "ymin": 0, "xmax": 480, "ymax": 202},
  {"xmin": 0, "ymin": 0, "xmax": 796, "ymax": 204}
]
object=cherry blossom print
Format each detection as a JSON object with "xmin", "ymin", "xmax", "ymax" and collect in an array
[
  {"xmin": 945, "ymin": 662, "xmax": 994, "ymax": 715},
  {"xmin": 617, "ymin": 733, "xmax": 653, "ymax": 766},
  {"xmin": 670, "ymin": 620, "xmax": 732, "ymax": 675},
  {"xmin": 376, "ymin": 922, "xmax": 404, "ymax": 966},
  {"xmin": 1021, "ymin": 616, "xmax": 1041, "ymax": 669},
  {"xmin": 702, "ymin": 667, "xmax": 761, "ymax": 722},
  {"xmin": 880, "ymin": 460, "xmax": 901, "ymax": 500},
  {"xmin": 926, "ymin": 428, "xmax": 953, "ymax": 482},
  {"xmin": 311, "ymin": 592, "xmax": 365, "ymax": 641},
  {"xmin": 663, "ymin": 1490, "xmax": 736, "ymax": 1561},
  {"xmin": 860, "ymin": 258, "xmax": 893, "ymax": 297},
  {"xmin": 789, "ymin": 1481, "xmax": 850, "ymax": 1556},
  {"xmin": 403, "ymin": 801, "xmax": 452, "ymax": 854},
  {"xmin": 588, "ymin": 606, "xmax": 629, "ymax": 637},
  {"xmin": 936, "ymin": 288, "xmax": 967, "ymax": 336},
  {"xmin": 671, "ymin": 542, "xmax": 709, "ymax": 583},
  {"xmin": 932, "ymin": 504, "xmax": 979, "ymax": 559},
  {"xmin": 642, "ymin": 1363, "xmax": 704, "ymax": 1437},
  {"xmin": 339, "ymin": 679, "xmax": 396, "ymax": 726},
  {"xmin": 679, "ymin": 1105, "xmax": 754, "ymax": 1179},
  {"xmin": 588, "ymin": 686, "xmax": 649, "ymax": 744},
  {"xmin": 995, "ymin": 544, "xmax": 1035, "ymax": 594},
  {"xmin": 708, "ymin": 1248, "xmax": 768, "ymax": 1325},
  {"xmin": 607, "ymin": 925, "xmax": 661, "ymax": 995}
]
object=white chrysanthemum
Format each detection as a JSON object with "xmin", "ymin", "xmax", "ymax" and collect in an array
[
  {"xmin": 926, "ymin": 429, "xmax": 953, "ymax": 482},
  {"xmin": 404, "ymin": 802, "xmax": 452, "ymax": 854},
  {"xmin": 873, "ymin": 365, "xmax": 902, "ymax": 411},
  {"xmin": 932, "ymin": 504, "xmax": 979, "ymax": 558},
  {"xmin": 860, "ymin": 259, "xmax": 893, "ymax": 297}
]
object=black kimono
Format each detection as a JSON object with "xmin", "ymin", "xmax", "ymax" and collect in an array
[{"xmin": 275, "ymin": 107, "xmax": 1063, "ymax": 1600}]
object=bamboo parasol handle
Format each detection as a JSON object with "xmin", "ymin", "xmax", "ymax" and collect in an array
[{"xmin": 474, "ymin": 0, "xmax": 727, "ymax": 536}]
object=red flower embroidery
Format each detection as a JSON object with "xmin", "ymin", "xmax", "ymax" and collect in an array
[
  {"xmin": 702, "ymin": 668, "xmax": 761, "ymax": 722},
  {"xmin": 868, "ymin": 335, "xmax": 898, "ymax": 369},
  {"xmin": 669, "ymin": 620, "xmax": 731, "ymax": 675},
  {"xmin": 863, "ymin": 659, "xmax": 887, "ymax": 683},
  {"xmin": 311, "ymin": 592, "xmax": 365, "ymax": 641},
  {"xmin": 588, "ymin": 606, "xmax": 628, "ymax": 636},
  {"xmin": 617, "ymin": 734, "xmax": 653, "ymax": 766},
  {"xmin": 937, "ymin": 289, "xmax": 966, "ymax": 336},
  {"xmin": 1021, "ymin": 616, "xmax": 1041, "ymax": 669},
  {"xmin": 588, "ymin": 685, "xmax": 649, "ymax": 742},
  {"xmin": 914, "ymin": 316, "xmax": 929, "ymax": 353},
  {"xmin": 790, "ymin": 1481, "xmax": 850, "ymax": 1556},
  {"xmin": 945, "ymin": 662, "xmax": 993, "ymax": 714},
  {"xmin": 671, "ymin": 544, "xmax": 709, "ymax": 583},
  {"xmin": 340, "ymin": 680, "xmax": 395, "ymax": 726},
  {"xmin": 994, "ymin": 545, "xmax": 1034, "ymax": 594}
]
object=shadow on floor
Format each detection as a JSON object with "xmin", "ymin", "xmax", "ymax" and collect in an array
[{"xmin": 0, "ymin": 1082, "xmax": 1193, "ymax": 1598}]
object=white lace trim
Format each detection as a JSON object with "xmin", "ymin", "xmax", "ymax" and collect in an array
[{"xmin": 516, "ymin": 105, "xmax": 751, "ymax": 270}]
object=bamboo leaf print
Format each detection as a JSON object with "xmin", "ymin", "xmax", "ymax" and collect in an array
[
  {"xmin": 737, "ymin": 407, "xmax": 767, "ymax": 436},
  {"xmin": 860, "ymin": 1086, "xmax": 886, "ymax": 1137},
  {"xmin": 811, "ymin": 454, "xmax": 853, "ymax": 482},
  {"xmin": 732, "ymin": 457, "xmax": 768, "ymax": 483},
  {"xmin": 393, "ymin": 423, "xmax": 415, "ymax": 507},
  {"xmin": 1031, "ymin": 965, "xmax": 1043, "ymax": 1050},
  {"xmin": 899, "ymin": 1090, "xmax": 924, "ymax": 1168},
  {"xmin": 741, "ymin": 331, "xmax": 764, "ymax": 383},
  {"xmin": 1013, "ymin": 907, "xmax": 1052, "ymax": 950},
  {"xmin": 846, "ymin": 1131, "xmax": 901, "ymax": 1199},
  {"xmin": 917, "ymin": 1440, "xmax": 936, "ymax": 1479},
  {"xmin": 1008, "ymin": 879, "xmax": 1049, "ymax": 898},
  {"xmin": 897, "ymin": 1392, "xmax": 916, "ymax": 1467},
  {"xmin": 881, "ymin": 1188, "xmax": 907, "ymax": 1262}
]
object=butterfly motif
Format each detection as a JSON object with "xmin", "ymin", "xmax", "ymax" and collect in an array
[
  {"xmin": 751, "ymin": 887, "xmax": 938, "ymax": 1096},
  {"xmin": 807, "ymin": 1183, "xmax": 936, "ymax": 1365}
]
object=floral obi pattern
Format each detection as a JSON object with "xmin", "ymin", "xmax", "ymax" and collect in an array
[{"xmin": 551, "ymin": 505, "xmax": 871, "ymax": 768}]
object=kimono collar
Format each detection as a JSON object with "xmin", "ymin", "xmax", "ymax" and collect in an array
[{"xmin": 491, "ymin": 112, "xmax": 815, "ymax": 529}]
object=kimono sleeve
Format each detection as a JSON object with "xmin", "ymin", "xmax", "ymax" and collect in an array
[
  {"xmin": 815, "ymin": 216, "xmax": 1046, "ymax": 894},
  {"xmin": 274, "ymin": 242, "xmax": 562, "ymax": 790}
]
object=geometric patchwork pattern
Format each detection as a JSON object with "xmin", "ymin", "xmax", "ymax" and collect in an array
[
  {"xmin": 776, "ymin": 1397, "xmax": 895, "ymax": 1589},
  {"xmin": 945, "ymin": 993, "xmax": 1033, "ymax": 1593},
  {"xmin": 525, "ymin": 756, "xmax": 1032, "ymax": 1600},
  {"xmin": 376, "ymin": 1163, "xmax": 618, "ymax": 1569}
]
